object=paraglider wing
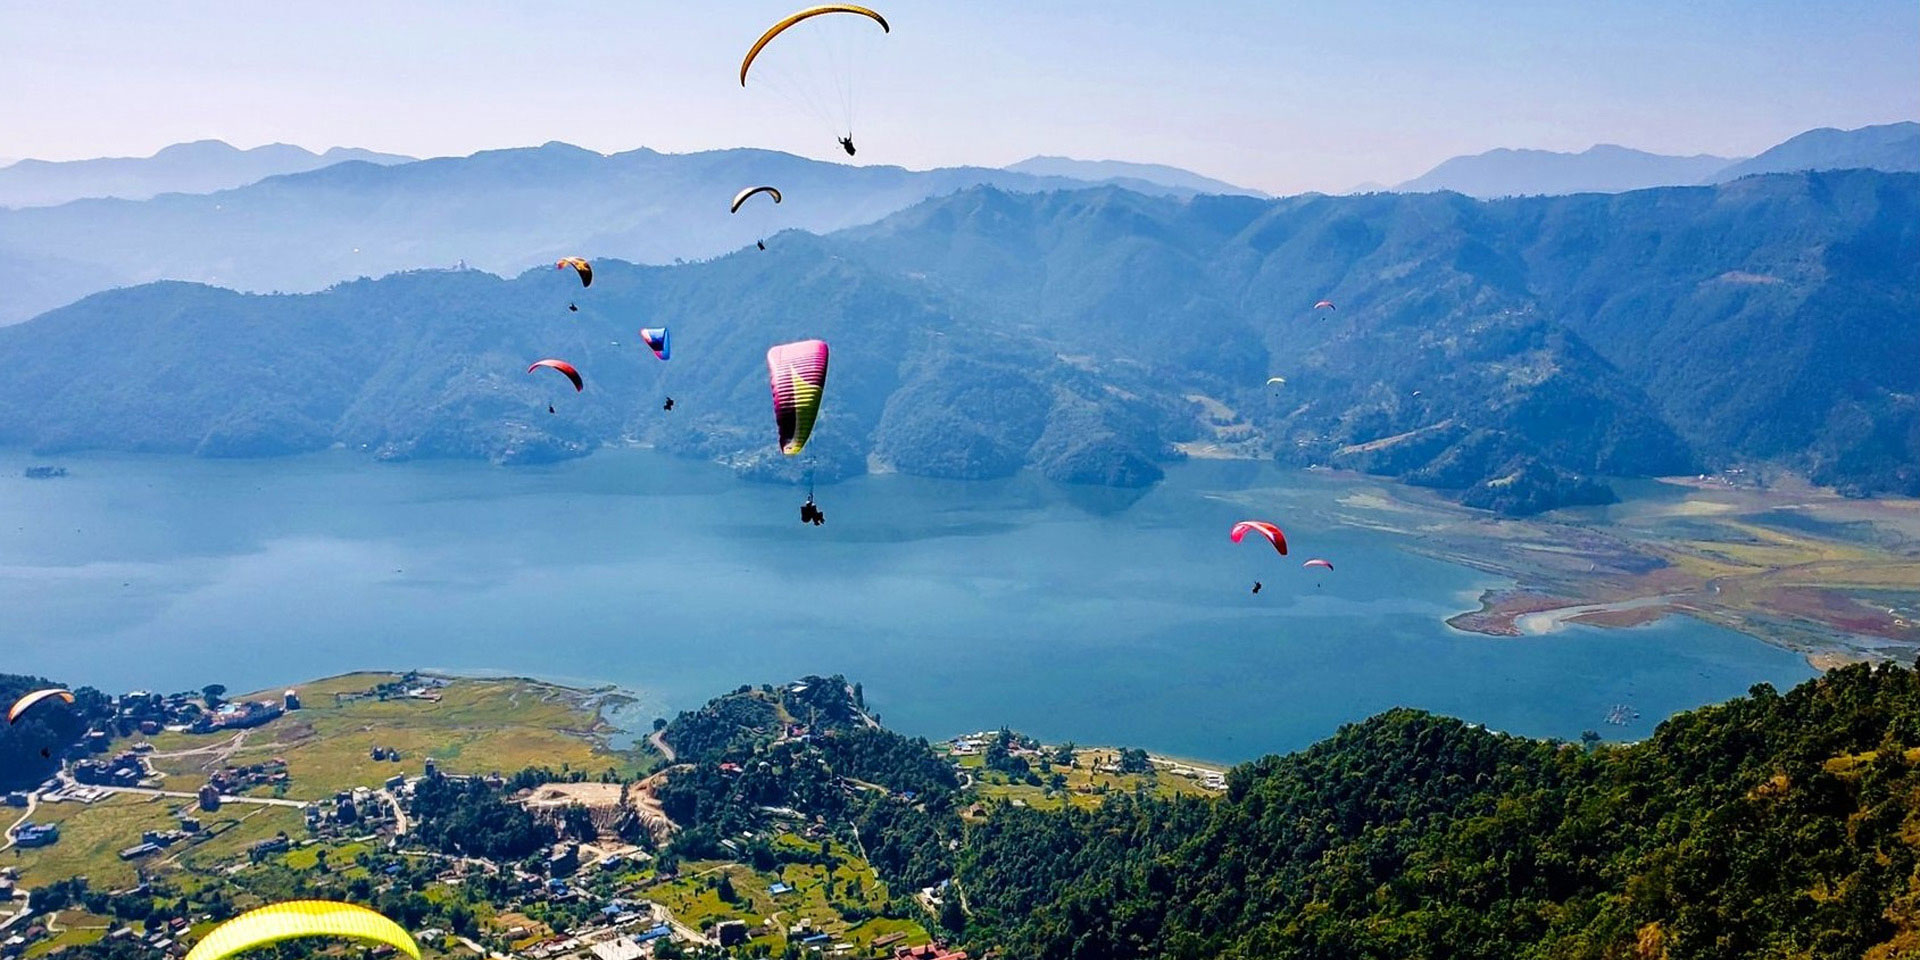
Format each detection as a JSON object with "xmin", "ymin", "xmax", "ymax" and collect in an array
[
  {"xmin": 639, "ymin": 328, "xmax": 671, "ymax": 361},
  {"xmin": 740, "ymin": 5, "xmax": 890, "ymax": 85},
  {"xmin": 556, "ymin": 258, "xmax": 593, "ymax": 288},
  {"xmin": 767, "ymin": 340, "xmax": 830, "ymax": 455},
  {"xmin": 185, "ymin": 901, "xmax": 419, "ymax": 960},
  {"xmin": 7, "ymin": 688, "xmax": 74, "ymax": 724},
  {"xmin": 527, "ymin": 359, "xmax": 584, "ymax": 392},
  {"xmin": 1265, "ymin": 377, "xmax": 1286, "ymax": 387},
  {"xmin": 1229, "ymin": 521, "xmax": 1288, "ymax": 556},
  {"xmin": 730, "ymin": 186, "xmax": 784, "ymax": 213},
  {"xmin": 1313, "ymin": 299, "xmax": 1335, "ymax": 311},
  {"xmin": 1302, "ymin": 558, "xmax": 1334, "ymax": 571}
]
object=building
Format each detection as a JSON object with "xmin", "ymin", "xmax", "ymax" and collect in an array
[
  {"xmin": 248, "ymin": 833, "xmax": 291, "ymax": 862},
  {"xmin": 587, "ymin": 938, "xmax": 645, "ymax": 960},
  {"xmin": 198, "ymin": 784, "xmax": 221, "ymax": 811},
  {"xmin": 283, "ymin": 690, "xmax": 301, "ymax": 711},
  {"xmin": 710, "ymin": 920, "xmax": 748, "ymax": 948},
  {"xmin": 118, "ymin": 843, "xmax": 160, "ymax": 861},
  {"xmin": 12, "ymin": 823, "xmax": 58, "ymax": 848}
]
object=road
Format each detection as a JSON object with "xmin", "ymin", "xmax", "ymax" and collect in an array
[
  {"xmin": 1, "ymin": 791, "xmax": 39, "ymax": 852},
  {"xmin": 647, "ymin": 729, "xmax": 676, "ymax": 762},
  {"xmin": 379, "ymin": 788, "xmax": 410, "ymax": 835},
  {"xmin": 53, "ymin": 774, "xmax": 307, "ymax": 809}
]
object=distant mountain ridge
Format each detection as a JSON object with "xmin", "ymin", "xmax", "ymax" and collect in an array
[
  {"xmin": 0, "ymin": 169, "xmax": 1910, "ymax": 513},
  {"xmin": 1398, "ymin": 121, "xmax": 1918, "ymax": 198},
  {"xmin": 1397, "ymin": 144, "xmax": 1736, "ymax": 198},
  {"xmin": 0, "ymin": 142, "xmax": 1262, "ymax": 325},
  {"xmin": 1005, "ymin": 155, "xmax": 1267, "ymax": 197},
  {"xmin": 1712, "ymin": 121, "xmax": 1920, "ymax": 180},
  {"xmin": 0, "ymin": 139, "xmax": 413, "ymax": 208}
]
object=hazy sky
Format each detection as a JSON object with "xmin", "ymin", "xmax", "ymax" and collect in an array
[{"xmin": 3, "ymin": 0, "xmax": 1914, "ymax": 194}]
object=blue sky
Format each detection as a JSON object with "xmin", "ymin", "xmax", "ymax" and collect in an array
[{"xmin": 2, "ymin": 0, "xmax": 1914, "ymax": 193}]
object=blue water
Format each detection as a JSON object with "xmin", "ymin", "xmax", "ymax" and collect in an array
[{"xmin": 0, "ymin": 450, "xmax": 1814, "ymax": 762}]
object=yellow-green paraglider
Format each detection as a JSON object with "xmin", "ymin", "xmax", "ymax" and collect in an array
[{"xmin": 185, "ymin": 901, "xmax": 419, "ymax": 960}]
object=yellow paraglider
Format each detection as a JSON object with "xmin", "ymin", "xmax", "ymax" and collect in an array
[
  {"xmin": 7, "ymin": 688, "xmax": 73, "ymax": 724},
  {"xmin": 740, "ymin": 6, "xmax": 889, "ymax": 86},
  {"xmin": 185, "ymin": 902, "xmax": 419, "ymax": 960}
]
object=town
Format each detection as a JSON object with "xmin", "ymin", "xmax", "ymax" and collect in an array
[{"xmin": 3, "ymin": 672, "xmax": 1221, "ymax": 960}]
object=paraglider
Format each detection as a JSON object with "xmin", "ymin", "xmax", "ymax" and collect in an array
[
  {"xmin": 639, "ymin": 328, "xmax": 671, "ymax": 361},
  {"xmin": 184, "ymin": 901, "xmax": 419, "ymax": 960},
  {"xmin": 556, "ymin": 258, "xmax": 593, "ymax": 288},
  {"xmin": 1302, "ymin": 558, "xmax": 1333, "ymax": 571},
  {"xmin": 740, "ymin": 6, "xmax": 890, "ymax": 155},
  {"xmin": 568, "ymin": 302, "xmax": 579, "ymax": 312},
  {"xmin": 1251, "ymin": 581, "xmax": 1262, "ymax": 594},
  {"xmin": 1266, "ymin": 377, "xmax": 1287, "ymax": 388},
  {"xmin": 7, "ymin": 688, "xmax": 73, "ymax": 724},
  {"xmin": 663, "ymin": 397, "xmax": 675, "ymax": 411},
  {"xmin": 527, "ymin": 359, "xmax": 584, "ymax": 392},
  {"xmin": 767, "ymin": 340, "xmax": 830, "ymax": 456},
  {"xmin": 1313, "ymin": 299, "xmax": 1335, "ymax": 311},
  {"xmin": 1229, "ymin": 521, "xmax": 1288, "ymax": 556},
  {"xmin": 733, "ymin": 186, "xmax": 784, "ymax": 249},
  {"xmin": 730, "ymin": 186, "xmax": 784, "ymax": 213}
]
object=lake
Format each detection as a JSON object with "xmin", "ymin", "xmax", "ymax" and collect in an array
[{"xmin": 0, "ymin": 449, "xmax": 1814, "ymax": 762}]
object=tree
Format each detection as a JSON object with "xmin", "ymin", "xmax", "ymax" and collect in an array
[
  {"xmin": 938, "ymin": 895, "xmax": 967, "ymax": 936},
  {"xmin": 653, "ymin": 717, "xmax": 668, "ymax": 732},
  {"xmin": 716, "ymin": 873, "xmax": 738, "ymax": 904},
  {"xmin": 202, "ymin": 684, "xmax": 227, "ymax": 708}
]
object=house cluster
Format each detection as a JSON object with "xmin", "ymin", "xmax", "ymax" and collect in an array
[
  {"xmin": 117, "ymin": 824, "xmax": 198, "ymax": 861},
  {"xmin": 305, "ymin": 785, "xmax": 397, "ymax": 835},
  {"xmin": 72, "ymin": 750, "xmax": 154, "ymax": 788},
  {"xmin": 206, "ymin": 757, "xmax": 290, "ymax": 795},
  {"xmin": 522, "ymin": 900, "xmax": 677, "ymax": 960},
  {"xmin": 9, "ymin": 822, "xmax": 58, "ymax": 848}
]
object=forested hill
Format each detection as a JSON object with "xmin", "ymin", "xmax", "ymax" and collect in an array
[
  {"xmin": 957, "ymin": 661, "xmax": 1920, "ymax": 959},
  {"xmin": 0, "ymin": 169, "xmax": 1911, "ymax": 511}
]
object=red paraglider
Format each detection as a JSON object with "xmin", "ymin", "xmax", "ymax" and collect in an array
[
  {"xmin": 527, "ymin": 359, "xmax": 583, "ymax": 392},
  {"xmin": 1229, "ymin": 521, "xmax": 1287, "ymax": 556}
]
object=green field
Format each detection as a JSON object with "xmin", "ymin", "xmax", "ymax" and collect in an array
[
  {"xmin": 643, "ymin": 835, "xmax": 928, "ymax": 953},
  {"xmin": 140, "ymin": 673, "xmax": 647, "ymax": 802},
  {"xmin": 956, "ymin": 746, "xmax": 1221, "ymax": 813}
]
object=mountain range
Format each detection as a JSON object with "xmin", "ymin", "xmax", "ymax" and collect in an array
[
  {"xmin": 1397, "ymin": 121, "xmax": 1917, "ymax": 198},
  {"xmin": 0, "ymin": 143, "xmax": 1245, "ymax": 325},
  {"xmin": 0, "ymin": 169, "xmax": 1911, "ymax": 514},
  {"xmin": 1006, "ymin": 155, "xmax": 1266, "ymax": 197},
  {"xmin": 0, "ymin": 139, "xmax": 412, "ymax": 209}
]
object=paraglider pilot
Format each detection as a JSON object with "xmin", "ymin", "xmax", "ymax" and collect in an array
[
  {"xmin": 1251, "ymin": 581, "xmax": 1262, "ymax": 595},
  {"xmin": 838, "ymin": 136, "xmax": 856, "ymax": 156},
  {"xmin": 800, "ymin": 496, "xmax": 825, "ymax": 526},
  {"xmin": 663, "ymin": 397, "xmax": 675, "ymax": 411}
]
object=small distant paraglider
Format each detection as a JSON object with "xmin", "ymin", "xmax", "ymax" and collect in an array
[
  {"xmin": 526, "ymin": 359, "xmax": 583, "ymax": 395},
  {"xmin": 1230, "ymin": 521, "xmax": 1288, "ymax": 556},
  {"xmin": 7, "ymin": 688, "xmax": 73, "ymax": 724},
  {"xmin": 556, "ymin": 258, "xmax": 593, "ymax": 288},
  {"xmin": 1266, "ymin": 376, "xmax": 1287, "ymax": 389},
  {"xmin": 1313, "ymin": 299, "xmax": 1336, "ymax": 311},
  {"xmin": 1302, "ymin": 558, "xmax": 1333, "ymax": 571},
  {"xmin": 732, "ymin": 186, "xmax": 785, "ymax": 250},
  {"xmin": 639, "ymin": 328, "xmax": 671, "ymax": 361}
]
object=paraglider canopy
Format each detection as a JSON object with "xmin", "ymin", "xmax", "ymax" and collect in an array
[
  {"xmin": 556, "ymin": 258, "xmax": 593, "ymax": 288},
  {"xmin": 639, "ymin": 328, "xmax": 671, "ymax": 361},
  {"xmin": 1265, "ymin": 377, "xmax": 1287, "ymax": 387},
  {"xmin": 1230, "ymin": 521, "xmax": 1288, "ymax": 556},
  {"xmin": 1313, "ymin": 299, "xmax": 1336, "ymax": 311},
  {"xmin": 8, "ymin": 688, "xmax": 73, "ymax": 724},
  {"xmin": 740, "ymin": 6, "xmax": 890, "ymax": 86},
  {"xmin": 768, "ymin": 340, "xmax": 830, "ymax": 455},
  {"xmin": 528, "ymin": 359, "xmax": 584, "ymax": 392},
  {"xmin": 185, "ymin": 901, "xmax": 419, "ymax": 960},
  {"xmin": 1302, "ymin": 558, "xmax": 1334, "ymax": 571},
  {"xmin": 731, "ymin": 185, "xmax": 784, "ymax": 213}
]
